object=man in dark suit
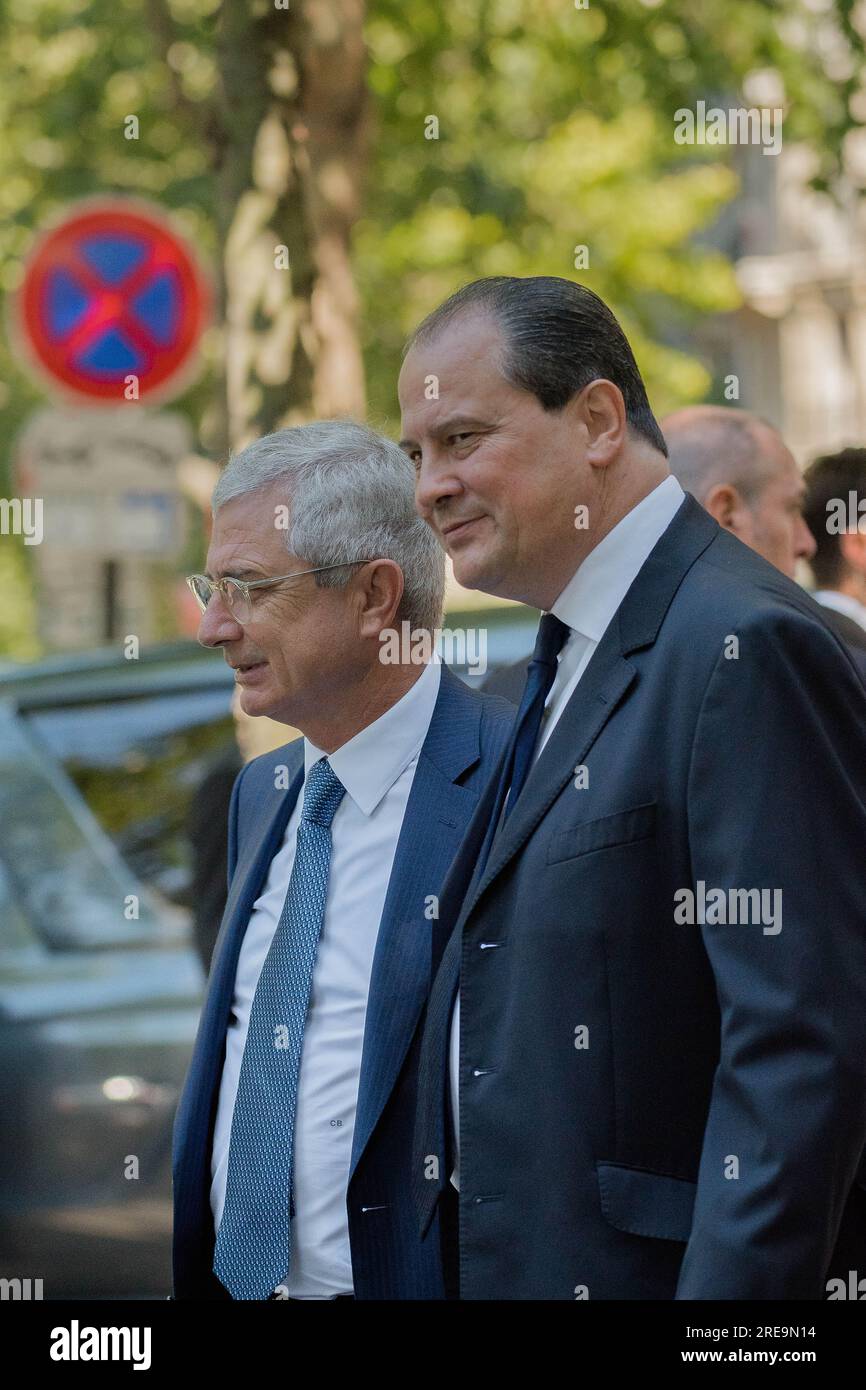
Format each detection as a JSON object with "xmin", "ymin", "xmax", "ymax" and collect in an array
[
  {"xmin": 171, "ymin": 420, "xmax": 513, "ymax": 1299},
  {"xmin": 399, "ymin": 275, "xmax": 866, "ymax": 1299}
]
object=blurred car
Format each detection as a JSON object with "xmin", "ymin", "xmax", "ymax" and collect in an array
[
  {"xmin": 0, "ymin": 613, "xmax": 533, "ymax": 1298},
  {"xmin": 0, "ymin": 640, "xmax": 236, "ymax": 1298}
]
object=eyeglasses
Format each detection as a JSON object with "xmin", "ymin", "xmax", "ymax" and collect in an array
[{"xmin": 186, "ymin": 560, "xmax": 374, "ymax": 626}]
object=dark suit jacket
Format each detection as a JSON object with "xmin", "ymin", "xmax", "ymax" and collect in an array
[
  {"xmin": 486, "ymin": 597, "xmax": 866, "ymax": 697},
  {"xmin": 815, "ymin": 602, "xmax": 866, "ymax": 684},
  {"xmin": 817, "ymin": 604, "xmax": 866, "ymax": 652},
  {"xmin": 171, "ymin": 663, "xmax": 513, "ymax": 1299},
  {"xmin": 186, "ymin": 743, "xmax": 244, "ymax": 975},
  {"xmin": 415, "ymin": 494, "xmax": 866, "ymax": 1300}
]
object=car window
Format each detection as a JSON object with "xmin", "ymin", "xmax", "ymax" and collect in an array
[
  {"xmin": 0, "ymin": 705, "xmax": 175, "ymax": 948},
  {"xmin": 25, "ymin": 689, "xmax": 236, "ymax": 916},
  {"xmin": 0, "ymin": 853, "xmax": 36, "ymax": 950}
]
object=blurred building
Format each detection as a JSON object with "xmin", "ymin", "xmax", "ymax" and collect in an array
[{"xmin": 705, "ymin": 92, "xmax": 866, "ymax": 462}]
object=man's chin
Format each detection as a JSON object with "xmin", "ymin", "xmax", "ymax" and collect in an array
[
  {"xmin": 241, "ymin": 684, "xmax": 301, "ymax": 729},
  {"xmin": 237, "ymin": 682, "xmax": 277, "ymax": 717},
  {"xmin": 450, "ymin": 553, "xmax": 502, "ymax": 598}
]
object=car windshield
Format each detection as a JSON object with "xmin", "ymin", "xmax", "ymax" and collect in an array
[
  {"xmin": 23, "ymin": 688, "xmax": 235, "ymax": 914},
  {"xmin": 0, "ymin": 704, "xmax": 181, "ymax": 948}
]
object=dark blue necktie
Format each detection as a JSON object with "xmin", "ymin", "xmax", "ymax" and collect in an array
[
  {"xmin": 213, "ymin": 756, "xmax": 346, "ymax": 1300},
  {"xmin": 503, "ymin": 611, "xmax": 572, "ymax": 816},
  {"xmin": 475, "ymin": 610, "xmax": 572, "ymax": 873}
]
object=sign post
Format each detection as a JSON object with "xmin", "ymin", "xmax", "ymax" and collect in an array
[
  {"xmin": 14, "ymin": 408, "xmax": 193, "ymax": 650},
  {"xmin": 8, "ymin": 198, "xmax": 210, "ymax": 651}
]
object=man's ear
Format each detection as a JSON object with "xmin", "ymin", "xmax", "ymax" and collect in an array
[
  {"xmin": 574, "ymin": 379, "xmax": 626, "ymax": 469},
  {"xmin": 355, "ymin": 559, "xmax": 405, "ymax": 640},
  {"xmin": 703, "ymin": 482, "xmax": 749, "ymax": 536}
]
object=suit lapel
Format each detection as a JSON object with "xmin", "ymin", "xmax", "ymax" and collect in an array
[
  {"xmin": 437, "ymin": 750, "xmax": 506, "ymax": 944},
  {"xmin": 174, "ymin": 747, "xmax": 305, "ymax": 1194},
  {"xmin": 476, "ymin": 643, "xmax": 636, "ymax": 902},
  {"xmin": 209, "ymin": 751, "xmax": 305, "ymax": 1036},
  {"xmin": 349, "ymin": 664, "xmax": 485, "ymax": 1178}
]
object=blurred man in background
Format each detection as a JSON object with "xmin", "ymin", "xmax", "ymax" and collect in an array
[
  {"xmin": 663, "ymin": 407, "xmax": 866, "ymax": 682},
  {"xmin": 661, "ymin": 405, "xmax": 815, "ymax": 579},
  {"xmin": 803, "ymin": 447, "xmax": 866, "ymax": 657}
]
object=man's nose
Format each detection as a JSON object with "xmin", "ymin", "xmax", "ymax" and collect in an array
[
  {"xmin": 797, "ymin": 516, "xmax": 817, "ymax": 562},
  {"xmin": 197, "ymin": 591, "xmax": 243, "ymax": 647},
  {"xmin": 414, "ymin": 450, "xmax": 463, "ymax": 520}
]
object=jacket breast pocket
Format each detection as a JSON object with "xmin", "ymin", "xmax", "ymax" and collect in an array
[
  {"xmin": 546, "ymin": 801, "xmax": 657, "ymax": 866},
  {"xmin": 596, "ymin": 1160, "xmax": 696, "ymax": 1243}
]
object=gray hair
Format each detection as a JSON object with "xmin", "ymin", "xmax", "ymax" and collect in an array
[{"xmin": 212, "ymin": 419, "xmax": 446, "ymax": 632}]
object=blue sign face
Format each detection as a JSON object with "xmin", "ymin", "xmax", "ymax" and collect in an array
[{"xmin": 46, "ymin": 234, "xmax": 182, "ymax": 378}]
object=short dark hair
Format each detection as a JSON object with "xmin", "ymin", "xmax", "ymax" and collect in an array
[
  {"xmin": 803, "ymin": 447, "xmax": 866, "ymax": 587},
  {"xmin": 404, "ymin": 275, "xmax": 668, "ymax": 457}
]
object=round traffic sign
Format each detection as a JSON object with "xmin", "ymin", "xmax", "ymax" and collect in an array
[{"xmin": 12, "ymin": 198, "xmax": 210, "ymax": 404}]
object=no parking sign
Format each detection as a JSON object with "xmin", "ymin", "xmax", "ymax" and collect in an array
[{"xmin": 10, "ymin": 198, "xmax": 210, "ymax": 405}]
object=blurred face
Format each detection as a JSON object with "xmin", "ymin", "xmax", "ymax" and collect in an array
[
  {"xmin": 398, "ymin": 311, "xmax": 592, "ymax": 608},
  {"xmin": 197, "ymin": 486, "xmax": 362, "ymax": 726},
  {"xmin": 741, "ymin": 430, "xmax": 816, "ymax": 579}
]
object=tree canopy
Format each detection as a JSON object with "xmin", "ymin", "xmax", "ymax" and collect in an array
[{"xmin": 0, "ymin": 0, "xmax": 862, "ymax": 654}]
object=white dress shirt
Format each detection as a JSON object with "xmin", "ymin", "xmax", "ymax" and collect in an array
[
  {"xmin": 211, "ymin": 656, "xmax": 442, "ymax": 1297},
  {"xmin": 448, "ymin": 476, "xmax": 686, "ymax": 1189},
  {"xmin": 812, "ymin": 589, "xmax": 866, "ymax": 634}
]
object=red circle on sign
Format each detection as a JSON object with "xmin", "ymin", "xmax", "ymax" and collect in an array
[{"xmin": 11, "ymin": 198, "xmax": 210, "ymax": 404}]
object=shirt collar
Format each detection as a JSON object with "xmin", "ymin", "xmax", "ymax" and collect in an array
[
  {"xmin": 812, "ymin": 590, "xmax": 866, "ymax": 634},
  {"xmin": 303, "ymin": 655, "xmax": 442, "ymax": 816},
  {"xmin": 550, "ymin": 475, "xmax": 686, "ymax": 642}
]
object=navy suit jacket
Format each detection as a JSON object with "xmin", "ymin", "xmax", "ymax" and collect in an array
[
  {"xmin": 171, "ymin": 662, "xmax": 513, "ymax": 1299},
  {"xmin": 414, "ymin": 494, "xmax": 866, "ymax": 1300}
]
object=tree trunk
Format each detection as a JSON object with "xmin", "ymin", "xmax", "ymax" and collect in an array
[{"xmin": 214, "ymin": 0, "xmax": 369, "ymax": 451}]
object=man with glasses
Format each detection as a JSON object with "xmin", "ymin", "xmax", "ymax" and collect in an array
[{"xmin": 171, "ymin": 419, "xmax": 513, "ymax": 1300}]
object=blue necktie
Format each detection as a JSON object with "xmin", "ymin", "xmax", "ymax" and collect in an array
[
  {"xmin": 476, "ymin": 610, "xmax": 571, "ymax": 872},
  {"xmin": 502, "ymin": 611, "xmax": 572, "ymax": 818},
  {"xmin": 213, "ymin": 755, "xmax": 346, "ymax": 1300}
]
